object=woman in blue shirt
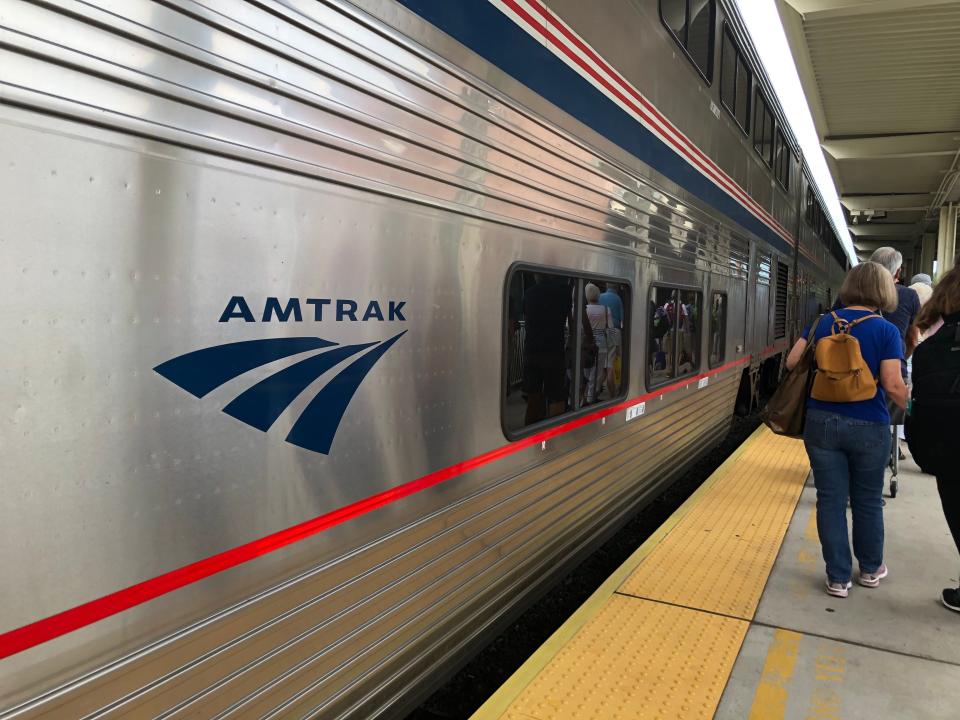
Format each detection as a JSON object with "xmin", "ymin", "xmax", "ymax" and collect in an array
[{"xmin": 786, "ymin": 262, "xmax": 908, "ymax": 598}]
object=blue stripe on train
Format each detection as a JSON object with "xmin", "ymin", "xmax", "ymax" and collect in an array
[{"xmin": 396, "ymin": 0, "xmax": 793, "ymax": 257}]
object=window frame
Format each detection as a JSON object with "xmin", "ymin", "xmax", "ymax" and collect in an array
[
  {"xmin": 773, "ymin": 129, "xmax": 790, "ymax": 191},
  {"xmin": 719, "ymin": 23, "xmax": 751, "ymax": 136},
  {"xmin": 708, "ymin": 290, "xmax": 728, "ymax": 368},
  {"xmin": 752, "ymin": 88, "xmax": 774, "ymax": 167},
  {"xmin": 659, "ymin": 0, "xmax": 717, "ymax": 84},
  {"xmin": 646, "ymin": 281, "xmax": 704, "ymax": 391},
  {"xmin": 500, "ymin": 262, "xmax": 632, "ymax": 441}
]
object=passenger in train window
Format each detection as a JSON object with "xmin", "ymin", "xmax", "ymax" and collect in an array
[
  {"xmin": 584, "ymin": 283, "xmax": 613, "ymax": 404},
  {"xmin": 649, "ymin": 288, "xmax": 677, "ymax": 383},
  {"xmin": 785, "ymin": 262, "xmax": 907, "ymax": 598},
  {"xmin": 599, "ymin": 283, "xmax": 624, "ymax": 395},
  {"xmin": 677, "ymin": 290, "xmax": 701, "ymax": 375},
  {"xmin": 512, "ymin": 273, "xmax": 574, "ymax": 427},
  {"xmin": 709, "ymin": 293, "xmax": 727, "ymax": 366}
]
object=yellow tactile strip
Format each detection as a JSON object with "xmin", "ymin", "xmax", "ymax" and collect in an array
[
  {"xmin": 473, "ymin": 427, "xmax": 810, "ymax": 720},
  {"xmin": 619, "ymin": 430, "xmax": 810, "ymax": 618},
  {"xmin": 502, "ymin": 596, "xmax": 748, "ymax": 720}
]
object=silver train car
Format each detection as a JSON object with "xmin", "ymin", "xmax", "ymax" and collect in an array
[{"xmin": 0, "ymin": 0, "xmax": 847, "ymax": 717}]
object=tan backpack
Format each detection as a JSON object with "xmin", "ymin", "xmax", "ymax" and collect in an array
[{"xmin": 811, "ymin": 312, "xmax": 882, "ymax": 402}]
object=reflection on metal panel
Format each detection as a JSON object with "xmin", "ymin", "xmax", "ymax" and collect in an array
[{"xmin": 0, "ymin": 0, "xmax": 767, "ymax": 716}]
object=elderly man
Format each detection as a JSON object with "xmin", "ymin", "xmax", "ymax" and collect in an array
[
  {"xmin": 867, "ymin": 248, "xmax": 921, "ymax": 460},
  {"xmin": 869, "ymin": 247, "xmax": 921, "ymax": 372}
]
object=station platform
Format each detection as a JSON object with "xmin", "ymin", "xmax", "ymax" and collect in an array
[{"xmin": 471, "ymin": 427, "xmax": 960, "ymax": 720}]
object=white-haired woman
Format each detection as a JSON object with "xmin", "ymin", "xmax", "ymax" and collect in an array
[{"xmin": 584, "ymin": 282, "xmax": 613, "ymax": 404}]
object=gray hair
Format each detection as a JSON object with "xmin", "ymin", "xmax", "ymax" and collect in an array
[
  {"xmin": 911, "ymin": 273, "xmax": 932, "ymax": 286},
  {"xmin": 869, "ymin": 247, "xmax": 903, "ymax": 278},
  {"xmin": 585, "ymin": 282, "xmax": 601, "ymax": 303}
]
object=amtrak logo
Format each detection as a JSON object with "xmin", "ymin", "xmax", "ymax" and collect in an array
[{"xmin": 154, "ymin": 332, "xmax": 405, "ymax": 455}]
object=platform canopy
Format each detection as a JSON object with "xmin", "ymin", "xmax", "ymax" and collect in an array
[{"xmin": 778, "ymin": 0, "xmax": 960, "ymax": 272}]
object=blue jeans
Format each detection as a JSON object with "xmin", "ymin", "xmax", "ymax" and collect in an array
[{"xmin": 803, "ymin": 409, "xmax": 888, "ymax": 583}]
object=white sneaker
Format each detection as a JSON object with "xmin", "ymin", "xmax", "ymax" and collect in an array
[
  {"xmin": 859, "ymin": 564, "xmax": 888, "ymax": 588},
  {"xmin": 826, "ymin": 579, "xmax": 853, "ymax": 598}
]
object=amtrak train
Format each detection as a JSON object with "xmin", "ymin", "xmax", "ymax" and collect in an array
[{"xmin": 0, "ymin": 0, "xmax": 848, "ymax": 717}]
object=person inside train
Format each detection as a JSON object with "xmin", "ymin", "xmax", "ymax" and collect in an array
[
  {"xmin": 521, "ymin": 274, "xmax": 574, "ymax": 425},
  {"xmin": 584, "ymin": 283, "xmax": 613, "ymax": 404},
  {"xmin": 785, "ymin": 262, "xmax": 907, "ymax": 598},
  {"xmin": 678, "ymin": 296, "xmax": 697, "ymax": 370},
  {"xmin": 599, "ymin": 283, "xmax": 623, "ymax": 395},
  {"xmin": 905, "ymin": 264, "xmax": 960, "ymax": 612},
  {"xmin": 649, "ymin": 297, "xmax": 675, "ymax": 378}
]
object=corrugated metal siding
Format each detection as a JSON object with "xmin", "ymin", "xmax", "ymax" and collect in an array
[{"xmin": 804, "ymin": 4, "xmax": 960, "ymax": 136}]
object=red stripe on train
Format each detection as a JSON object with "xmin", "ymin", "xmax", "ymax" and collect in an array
[{"xmin": 0, "ymin": 357, "xmax": 749, "ymax": 658}]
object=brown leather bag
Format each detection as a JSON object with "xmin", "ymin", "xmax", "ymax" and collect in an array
[
  {"xmin": 810, "ymin": 312, "xmax": 881, "ymax": 402},
  {"xmin": 761, "ymin": 318, "xmax": 821, "ymax": 438}
]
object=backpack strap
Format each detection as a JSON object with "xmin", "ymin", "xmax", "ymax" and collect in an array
[
  {"xmin": 828, "ymin": 310, "xmax": 848, "ymax": 335},
  {"xmin": 830, "ymin": 312, "xmax": 881, "ymax": 334},
  {"xmin": 846, "ymin": 313, "xmax": 882, "ymax": 329}
]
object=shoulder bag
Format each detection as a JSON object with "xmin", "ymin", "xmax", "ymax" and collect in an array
[{"xmin": 761, "ymin": 317, "xmax": 821, "ymax": 438}]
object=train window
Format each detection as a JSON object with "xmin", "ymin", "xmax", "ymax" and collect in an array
[
  {"xmin": 503, "ymin": 268, "xmax": 630, "ymax": 437},
  {"xmin": 774, "ymin": 130, "xmax": 790, "ymax": 190},
  {"xmin": 735, "ymin": 55, "xmax": 751, "ymax": 132},
  {"xmin": 648, "ymin": 285, "xmax": 702, "ymax": 387},
  {"xmin": 720, "ymin": 25, "xmax": 751, "ymax": 134},
  {"xmin": 752, "ymin": 90, "xmax": 774, "ymax": 167},
  {"xmin": 805, "ymin": 184, "xmax": 815, "ymax": 225},
  {"xmin": 660, "ymin": 0, "xmax": 716, "ymax": 82},
  {"xmin": 709, "ymin": 292, "xmax": 727, "ymax": 367}
]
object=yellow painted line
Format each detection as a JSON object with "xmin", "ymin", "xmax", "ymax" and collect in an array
[
  {"xmin": 747, "ymin": 628, "xmax": 802, "ymax": 720},
  {"xmin": 470, "ymin": 425, "xmax": 768, "ymax": 720}
]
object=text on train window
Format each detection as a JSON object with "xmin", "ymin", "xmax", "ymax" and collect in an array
[
  {"xmin": 660, "ymin": 0, "xmax": 716, "ymax": 82},
  {"xmin": 648, "ymin": 285, "xmax": 702, "ymax": 388},
  {"xmin": 504, "ymin": 269, "xmax": 630, "ymax": 436},
  {"xmin": 709, "ymin": 292, "xmax": 727, "ymax": 367},
  {"xmin": 752, "ymin": 90, "xmax": 774, "ymax": 167},
  {"xmin": 720, "ymin": 25, "xmax": 751, "ymax": 134}
]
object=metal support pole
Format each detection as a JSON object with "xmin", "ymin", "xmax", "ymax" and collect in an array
[
  {"xmin": 937, "ymin": 203, "xmax": 958, "ymax": 279},
  {"xmin": 920, "ymin": 233, "xmax": 937, "ymax": 276}
]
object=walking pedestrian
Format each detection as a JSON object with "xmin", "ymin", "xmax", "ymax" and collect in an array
[
  {"xmin": 785, "ymin": 262, "xmax": 908, "ymax": 598},
  {"xmin": 905, "ymin": 266, "xmax": 960, "ymax": 612}
]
